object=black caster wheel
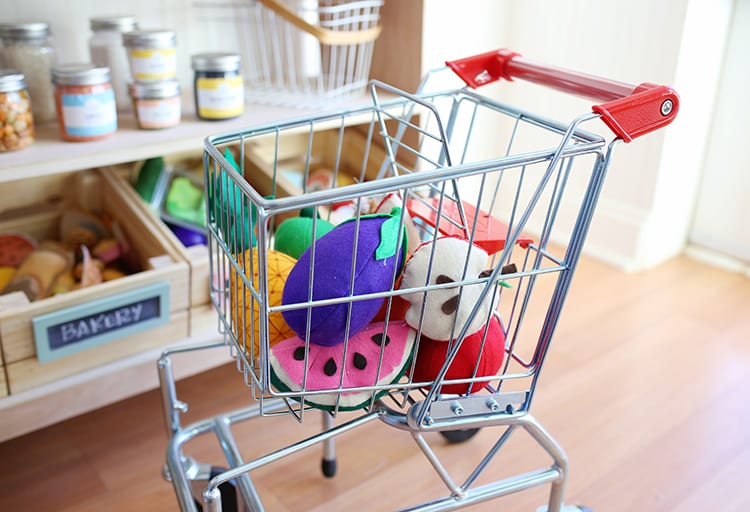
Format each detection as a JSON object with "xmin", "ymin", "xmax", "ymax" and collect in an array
[
  {"xmin": 439, "ymin": 428, "xmax": 480, "ymax": 443},
  {"xmin": 321, "ymin": 458, "xmax": 337, "ymax": 478}
]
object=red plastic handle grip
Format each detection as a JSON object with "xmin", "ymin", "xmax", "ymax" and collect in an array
[{"xmin": 446, "ymin": 49, "xmax": 679, "ymax": 143}]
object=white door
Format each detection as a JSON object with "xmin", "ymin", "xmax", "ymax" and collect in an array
[{"xmin": 689, "ymin": 0, "xmax": 750, "ymax": 263}]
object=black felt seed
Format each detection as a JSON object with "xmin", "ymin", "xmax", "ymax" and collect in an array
[
  {"xmin": 353, "ymin": 352, "xmax": 367, "ymax": 370},
  {"xmin": 371, "ymin": 333, "xmax": 390, "ymax": 346},
  {"xmin": 324, "ymin": 358, "xmax": 337, "ymax": 376},
  {"xmin": 293, "ymin": 346, "xmax": 306, "ymax": 361},
  {"xmin": 436, "ymin": 274, "xmax": 454, "ymax": 284},
  {"xmin": 442, "ymin": 294, "xmax": 459, "ymax": 315}
]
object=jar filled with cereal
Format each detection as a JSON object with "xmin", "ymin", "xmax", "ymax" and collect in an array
[{"xmin": 0, "ymin": 69, "xmax": 34, "ymax": 152}]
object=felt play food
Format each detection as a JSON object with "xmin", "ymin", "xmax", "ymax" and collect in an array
[
  {"xmin": 165, "ymin": 176, "xmax": 206, "ymax": 227},
  {"xmin": 411, "ymin": 314, "xmax": 505, "ymax": 395},
  {"xmin": 407, "ymin": 198, "xmax": 534, "ymax": 256},
  {"xmin": 60, "ymin": 210, "xmax": 108, "ymax": 249},
  {"xmin": 270, "ymin": 320, "xmax": 415, "ymax": 411},
  {"xmin": 273, "ymin": 215, "xmax": 335, "ymax": 260},
  {"xmin": 0, "ymin": 266, "xmax": 16, "ymax": 290},
  {"xmin": 231, "ymin": 247, "xmax": 297, "ymax": 358},
  {"xmin": 281, "ymin": 208, "xmax": 408, "ymax": 347},
  {"xmin": 2, "ymin": 249, "xmax": 68, "ymax": 301},
  {"xmin": 0, "ymin": 232, "xmax": 37, "ymax": 266},
  {"xmin": 208, "ymin": 148, "xmax": 255, "ymax": 249},
  {"xmin": 400, "ymin": 237, "xmax": 499, "ymax": 341},
  {"xmin": 374, "ymin": 192, "xmax": 421, "ymax": 254},
  {"xmin": 78, "ymin": 245, "xmax": 103, "ymax": 288}
]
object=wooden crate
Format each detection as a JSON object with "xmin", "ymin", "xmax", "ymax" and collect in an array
[
  {"xmin": 0, "ymin": 170, "xmax": 190, "ymax": 394},
  {"xmin": 99, "ymin": 164, "xmax": 217, "ymax": 337},
  {"xmin": 0, "ymin": 364, "xmax": 7, "ymax": 398}
]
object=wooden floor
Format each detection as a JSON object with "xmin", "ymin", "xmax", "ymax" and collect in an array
[{"xmin": 1, "ymin": 254, "xmax": 749, "ymax": 512}]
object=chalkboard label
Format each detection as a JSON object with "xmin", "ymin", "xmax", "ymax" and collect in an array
[{"xmin": 33, "ymin": 282, "xmax": 170, "ymax": 363}]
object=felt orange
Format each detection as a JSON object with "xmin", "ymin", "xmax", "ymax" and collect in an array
[{"xmin": 231, "ymin": 248, "xmax": 297, "ymax": 360}]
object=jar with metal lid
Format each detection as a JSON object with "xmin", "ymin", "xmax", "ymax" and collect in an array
[
  {"xmin": 129, "ymin": 79, "xmax": 181, "ymax": 130},
  {"xmin": 0, "ymin": 69, "xmax": 34, "ymax": 152},
  {"xmin": 52, "ymin": 64, "xmax": 117, "ymax": 142},
  {"xmin": 0, "ymin": 22, "xmax": 57, "ymax": 123},
  {"xmin": 123, "ymin": 29, "xmax": 177, "ymax": 82},
  {"xmin": 89, "ymin": 15, "xmax": 138, "ymax": 112},
  {"xmin": 191, "ymin": 52, "xmax": 244, "ymax": 121}
]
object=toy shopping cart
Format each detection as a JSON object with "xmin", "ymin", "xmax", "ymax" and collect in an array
[{"xmin": 158, "ymin": 49, "xmax": 678, "ymax": 511}]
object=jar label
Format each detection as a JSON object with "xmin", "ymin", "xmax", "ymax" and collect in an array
[
  {"xmin": 61, "ymin": 91, "xmax": 117, "ymax": 137},
  {"xmin": 135, "ymin": 97, "xmax": 181, "ymax": 129},
  {"xmin": 196, "ymin": 76, "xmax": 244, "ymax": 119},
  {"xmin": 128, "ymin": 48, "xmax": 177, "ymax": 81}
]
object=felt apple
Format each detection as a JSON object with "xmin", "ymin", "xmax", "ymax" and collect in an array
[
  {"xmin": 399, "ymin": 236, "xmax": 499, "ymax": 341},
  {"xmin": 411, "ymin": 313, "xmax": 505, "ymax": 395}
]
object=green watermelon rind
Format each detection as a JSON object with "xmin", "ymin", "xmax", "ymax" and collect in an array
[{"xmin": 269, "ymin": 334, "xmax": 415, "ymax": 412}]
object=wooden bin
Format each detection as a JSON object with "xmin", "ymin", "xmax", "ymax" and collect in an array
[
  {"xmin": 0, "ymin": 364, "xmax": 7, "ymax": 398},
  {"xmin": 0, "ymin": 170, "xmax": 190, "ymax": 394},
  {"xmin": 99, "ymin": 163, "xmax": 217, "ymax": 338}
]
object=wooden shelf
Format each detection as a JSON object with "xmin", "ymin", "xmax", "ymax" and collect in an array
[
  {"xmin": 0, "ymin": 96, "xmax": 375, "ymax": 184},
  {"xmin": 0, "ymin": 332, "xmax": 230, "ymax": 443}
]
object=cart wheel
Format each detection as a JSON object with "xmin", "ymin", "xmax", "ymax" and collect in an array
[
  {"xmin": 439, "ymin": 428, "xmax": 480, "ymax": 443},
  {"xmin": 321, "ymin": 458, "xmax": 337, "ymax": 478},
  {"xmin": 192, "ymin": 466, "xmax": 240, "ymax": 512}
]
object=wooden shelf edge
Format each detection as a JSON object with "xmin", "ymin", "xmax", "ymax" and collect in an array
[{"xmin": 0, "ymin": 333, "xmax": 229, "ymax": 443}]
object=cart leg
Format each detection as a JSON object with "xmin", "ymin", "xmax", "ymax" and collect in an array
[
  {"xmin": 517, "ymin": 415, "xmax": 569, "ymax": 512},
  {"xmin": 321, "ymin": 412, "xmax": 337, "ymax": 477}
]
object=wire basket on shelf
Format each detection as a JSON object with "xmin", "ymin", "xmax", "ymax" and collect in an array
[{"xmin": 232, "ymin": 0, "xmax": 383, "ymax": 107}]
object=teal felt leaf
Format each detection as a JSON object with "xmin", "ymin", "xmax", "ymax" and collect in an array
[{"xmin": 375, "ymin": 207, "xmax": 404, "ymax": 261}]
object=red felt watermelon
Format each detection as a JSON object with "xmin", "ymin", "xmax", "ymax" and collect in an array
[
  {"xmin": 411, "ymin": 314, "xmax": 505, "ymax": 395},
  {"xmin": 269, "ymin": 321, "xmax": 415, "ymax": 411}
]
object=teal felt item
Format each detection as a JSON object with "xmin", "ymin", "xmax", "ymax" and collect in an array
[{"xmin": 207, "ymin": 149, "xmax": 256, "ymax": 249}]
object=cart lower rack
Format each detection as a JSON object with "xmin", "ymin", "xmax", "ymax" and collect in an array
[{"xmin": 158, "ymin": 49, "xmax": 678, "ymax": 511}]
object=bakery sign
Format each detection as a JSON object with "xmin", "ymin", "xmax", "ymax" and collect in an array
[{"xmin": 32, "ymin": 282, "xmax": 170, "ymax": 363}]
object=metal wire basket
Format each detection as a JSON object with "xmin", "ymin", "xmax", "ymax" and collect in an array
[{"xmin": 230, "ymin": 0, "xmax": 383, "ymax": 106}]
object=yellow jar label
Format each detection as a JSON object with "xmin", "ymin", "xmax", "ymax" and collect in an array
[
  {"xmin": 196, "ymin": 76, "xmax": 244, "ymax": 119},
  {"xmin": 128, "ymin": 48, "xmax": 177, "ymax": 81}
]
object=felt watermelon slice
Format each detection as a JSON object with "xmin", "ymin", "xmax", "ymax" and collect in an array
[{"xmin": 270, "ymin": 321, "xmax": 415, "ymax": 411}]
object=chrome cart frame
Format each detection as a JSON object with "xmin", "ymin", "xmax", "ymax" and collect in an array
[{"xmin": 158, "ymin": 49, "xmax": 678, "ymax": 511}]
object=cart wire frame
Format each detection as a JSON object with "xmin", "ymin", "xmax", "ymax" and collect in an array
[{"xmin": 159, "ymin": 49, "xmax": 678, "ymax": 512}]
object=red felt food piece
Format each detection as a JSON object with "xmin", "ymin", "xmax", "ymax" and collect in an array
[
  {"xmin": 411, "ymin": 314, "xmax": 505, "ymax": 395},
  {"xmin": 407, "ymin": 198, "xmax": 533, "ymax": 255},
  {"xmin": 0, "ymin": 232, "xmax": 37, "ymax": 267}
]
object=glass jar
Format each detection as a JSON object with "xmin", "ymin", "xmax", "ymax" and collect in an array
[
  {"xmin": 0, "ymin": 22, "xmax": 57, "ymax": 123},
  {"xmin": 123, "ymin": 29, "xmax": 177, "ymax": 82},
  {"xmin": 191, "ymin": 52, "xmax": 244, "ymax": 121},
  {"xmin": 89, "ymin": 15, "xmax": 138, "ymax": 113},
  {"xmin": 52, "ymin": 64, "xmax": 117, "ymax": 142},
  {"xmin": 0, "ymin": 69, "xmax": 34, "ymax": 152},
  {"xmin": 129, "ymin": 79, "xmax": 181, "ymax": 130}
]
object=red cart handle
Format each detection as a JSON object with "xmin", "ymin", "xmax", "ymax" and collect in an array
[{"xmin": 446, "ymin": 49, "xmax": 679, "ymax": 143}]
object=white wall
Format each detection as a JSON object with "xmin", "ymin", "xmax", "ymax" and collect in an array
[{"xmin": 421, "ymin": 0, "xmax": 732, "ymax": 271}]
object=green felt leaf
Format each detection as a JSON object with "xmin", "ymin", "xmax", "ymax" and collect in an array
[{"xmin": 375, "ymin": 207, "xmax": 404, "ymax": 261}]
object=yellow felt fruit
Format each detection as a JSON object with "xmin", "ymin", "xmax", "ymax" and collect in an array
[{"xmin": 231, "ymin": 248, "xmax": 296, "ymax": 360}]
